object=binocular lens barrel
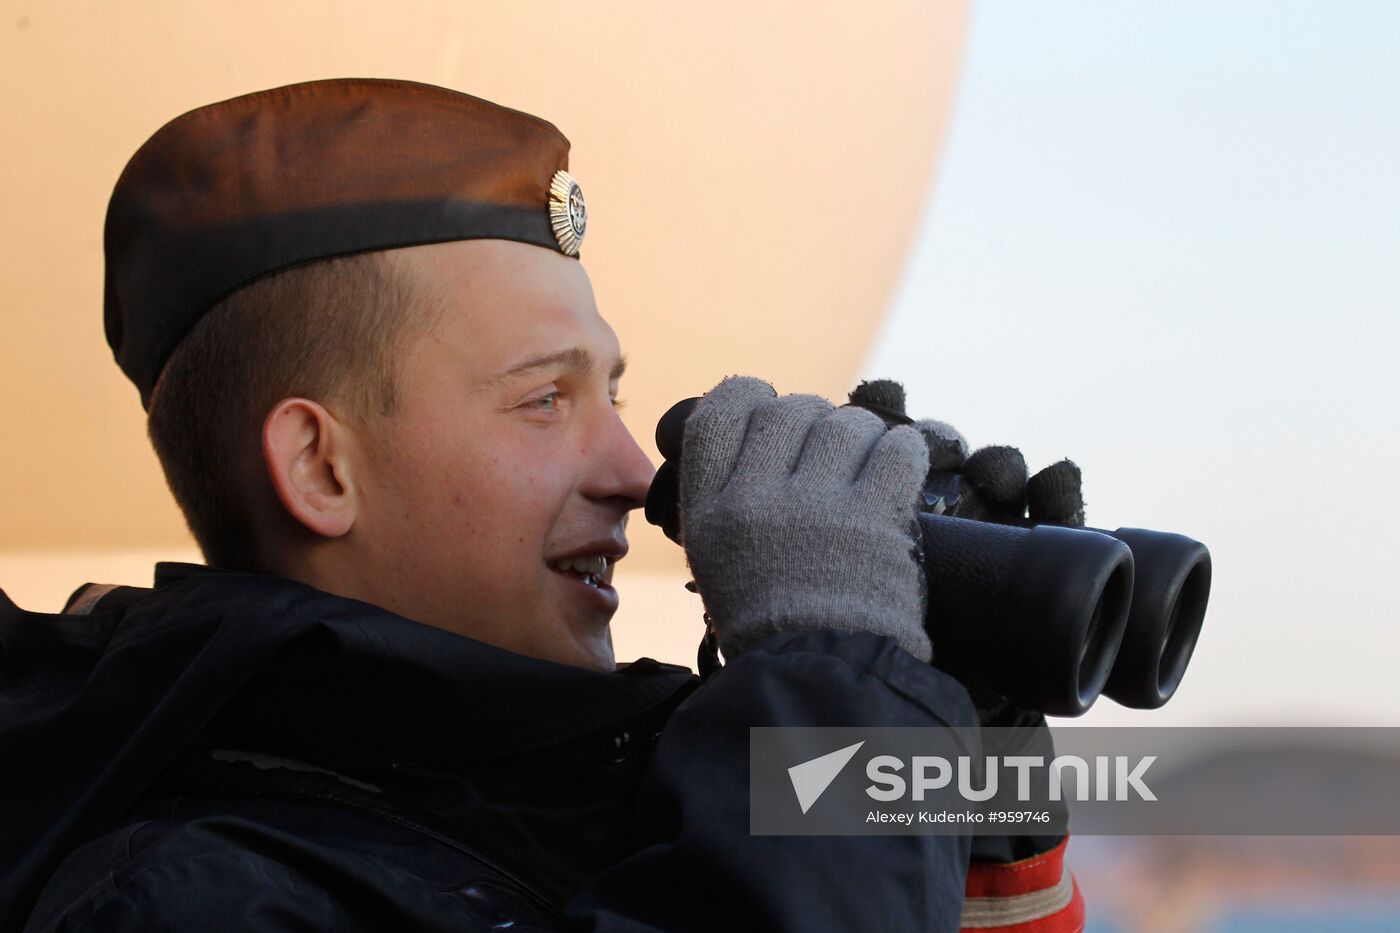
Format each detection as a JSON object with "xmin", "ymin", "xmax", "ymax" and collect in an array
[
  {"xmin": 1098, "ymin": 528, "xmax": 1212, "ymax": 709},
  {"xmin": 919, "ymin": 514, "xmax": 1134, "ymax": 717}
]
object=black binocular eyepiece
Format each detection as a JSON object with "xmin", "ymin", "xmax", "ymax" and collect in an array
[{"xmin": 645, "ymin": 396, "xmax": 1211, "ymax": 717}]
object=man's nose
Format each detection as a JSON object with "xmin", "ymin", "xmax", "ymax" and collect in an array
[{"xmin": 587, "ymin": 408, "xmax": 656, "ymax": 511}]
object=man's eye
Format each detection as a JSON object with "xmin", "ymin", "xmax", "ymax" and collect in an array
[
  {"xmin": 526, "ymin": 391, "xmax": 560, "ymax": 411},
  {"xmin": 611, "ymin": 396, "xmax": 626, "ymax": 411}
]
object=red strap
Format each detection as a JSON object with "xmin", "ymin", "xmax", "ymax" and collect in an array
[
  {"xmin": 960, "ymin": 837, "xmax": 1085, "ymax": 932},
  {"xmin": 965, "ymin": 837, "xmax": 1069, "ymax": 898}
]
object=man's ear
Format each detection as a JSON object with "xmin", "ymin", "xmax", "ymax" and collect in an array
[{"xmin": 261, "ymin": 398, "xmax": 358, "ymax": 539}]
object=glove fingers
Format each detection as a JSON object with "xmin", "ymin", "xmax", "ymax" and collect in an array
[
  {"xmin": 853, "ymin": 425, "xmax": 930, "ymax": 513},
  {"xmin": 729, "ymin": 394, "xmax": 834, "ymax": 483},
  {"xmin": 1027, "ymin": 459, "xmax": 1086, "ymax": 527},
  {"xmin": 792, "ymin": 406, "xmax": 889, "ymax": 486},
  {"xmin": 681, "ymin": 376, "xmax": 778, "ymax": 504},
  {"xmin": 844, "ymin": 378, "xmax": 913, "ymax": 427},
  {"xmin": 914, "ymin": 418, "xmax": 970, "ymax": 471},
  {"xmin": 961, "ymin": 445, "xmax": 1028, "ymax": 519}
]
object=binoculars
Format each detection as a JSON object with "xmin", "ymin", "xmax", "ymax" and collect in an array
[
  {"xmin": 646, "ymin": 396, "xmax": 1211, "ymax": 718},
  {"xmin": 916, "ymin": 508, "xmax": 1210, "ymax": 717}
]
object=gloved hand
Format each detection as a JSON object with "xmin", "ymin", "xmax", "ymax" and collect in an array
[{"xmin": 676, "ymin": 376, "xmax": 933, "ymax": 663}]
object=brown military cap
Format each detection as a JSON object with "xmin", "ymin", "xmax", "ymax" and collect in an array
[{"xmin": 104, "ymin": 78, "xmax": 588, "ymax": 408}]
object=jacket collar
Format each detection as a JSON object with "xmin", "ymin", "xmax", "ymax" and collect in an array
[{"xmin": 150, "ymin": 562, "xmax": 698, "ymax": 766}]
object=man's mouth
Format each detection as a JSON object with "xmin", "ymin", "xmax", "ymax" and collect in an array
[{"xmin": 546, "ymin": 554, "xmax": 613, "ymax": 589}]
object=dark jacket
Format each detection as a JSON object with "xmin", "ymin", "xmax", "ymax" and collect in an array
[{"xmin": 1, "ymin": 563, "xmax": 979, "ymax": 931}]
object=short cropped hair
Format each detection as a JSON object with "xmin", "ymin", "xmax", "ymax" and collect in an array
[{"xmin": 146, "ymin": 250, "xmax": 436, "ymax": 570}]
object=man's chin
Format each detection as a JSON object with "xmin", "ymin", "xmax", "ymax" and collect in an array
[
  {"xmin": 545, "ymin": 579, "xmax": 619, "ymax": 670},
  {"xmin": 545, "ymin": 623, "xmax": 616, "ymax": 672}
]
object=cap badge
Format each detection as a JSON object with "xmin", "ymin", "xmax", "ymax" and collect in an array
[{"xmin": 549, "ymin": 170, "xmax": 587, "ymax": 256}]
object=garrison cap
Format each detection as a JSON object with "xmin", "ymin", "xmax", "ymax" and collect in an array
[{"xmin": 104, "ymin": 78, "xmax": 588, "ymax": 408}]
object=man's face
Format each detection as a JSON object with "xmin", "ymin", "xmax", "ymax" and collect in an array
[{"xmin": 347, "ymin": 239, "xmax": 654, "ymax": 671}]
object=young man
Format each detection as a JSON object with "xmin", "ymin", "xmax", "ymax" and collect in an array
[{"xmin": 0, "ymin": 79, "xmax": 1082, "ymax": 931}]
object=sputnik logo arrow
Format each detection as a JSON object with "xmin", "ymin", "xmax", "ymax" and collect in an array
[{"xmin": 787, "ymin": 741, "xmax": 865, "ymax": 814}]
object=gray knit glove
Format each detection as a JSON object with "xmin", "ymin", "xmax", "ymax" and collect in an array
[{"xmin": 678, "ymin": 376, "xmax": 933, "ymax": 662}]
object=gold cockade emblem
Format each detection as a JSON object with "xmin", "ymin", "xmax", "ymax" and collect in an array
[{"xmin": 549, "ymin": 169, "xmax": 587, "ymax": 256}]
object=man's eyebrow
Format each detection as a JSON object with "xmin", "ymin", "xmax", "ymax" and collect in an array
[{"xmin": 488, "ymin": 348, "xmax": 627, "ymax": 385}]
